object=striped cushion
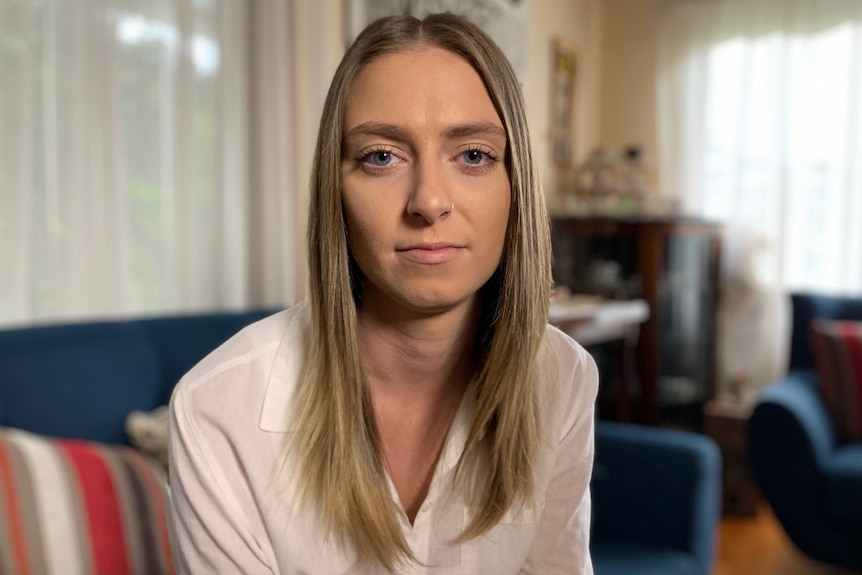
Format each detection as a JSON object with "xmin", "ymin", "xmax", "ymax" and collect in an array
[
  {"xmin": 811, "ymin": 320, "xmax": 862, "ymax": 443},
  {"xmin": 0, "ymin": 427, "xmax": 174, "ymax": 575}
]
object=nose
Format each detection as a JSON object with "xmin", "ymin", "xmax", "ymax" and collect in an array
[{"xmin": 406, "ymin": 158, "xmax": 454, "ymax": 224}]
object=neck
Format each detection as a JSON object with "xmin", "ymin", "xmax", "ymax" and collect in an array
[{"xmin": 357, "ymin": 293, "xmax": 480, "ymax": 399}]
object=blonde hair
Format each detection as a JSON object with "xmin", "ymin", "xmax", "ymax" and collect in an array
[{"xmin": 293, "ymin": 12, "xmax": 552, "ymax": 572}]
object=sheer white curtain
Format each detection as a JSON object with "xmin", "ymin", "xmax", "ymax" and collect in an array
[
  {"xmin": 0, "ymin": 0, "xmax": 299, "ymax": 328},
  {"xmin": 656, "ymin": 0, "xmax": 862, "ymax": 295}
]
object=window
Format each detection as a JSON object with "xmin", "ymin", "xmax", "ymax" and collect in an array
[
  {"xmin": 657, "ymin": 1, "xmax": 862, "ymax": 294},
  {"xmin": 0, "ymin": 0, "xmax": 296, "ymax": 327}
]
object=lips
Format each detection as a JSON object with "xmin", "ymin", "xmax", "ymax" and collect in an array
[{"xmin": 397, "ymin": 242, "xmax": 464, "ymax": 264}]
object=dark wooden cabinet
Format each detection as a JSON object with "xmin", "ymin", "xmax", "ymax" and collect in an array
[{"xmin": 551, "ymin": 215, "xmax": 722, "ymax": 427}]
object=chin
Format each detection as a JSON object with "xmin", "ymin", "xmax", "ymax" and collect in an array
[
  {"xmin": 403, "ymin": 296, "xmax": 468, "ymax": 315},
  {"xmin": 394, "ymin": 289, "xmax": 478, "ymax": 317},
  {"xmin": 358, "ymin": 272, "xmax": 490, "ymax": 318}
]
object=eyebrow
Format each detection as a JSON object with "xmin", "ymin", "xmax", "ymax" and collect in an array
[
  {"xmin": 344, "ymin": 122, "xmax": 409, "ymax": 142},
  {"xmin": 444, "ymin": 122, "xmax": 507, "ymax": 140},
  {"xmin": 344, "ymin": 121, "xmax": 507, "ymax": 142}
]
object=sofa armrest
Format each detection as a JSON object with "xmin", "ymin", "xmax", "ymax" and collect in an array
[
  {"xmin": 591, "ymin": 421, "xmax": 721, "ymax": 573},
  {"xmin": 749, "ymin": 371, "xmax": 838, "ymax": 549},
  {"xmin": 751, "ymin": 370, "xmax": 836, "ymax": 467}
]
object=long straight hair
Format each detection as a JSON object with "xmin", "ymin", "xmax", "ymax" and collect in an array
[{"xmin": 292, "ymin": 12, "xmax": 552, "ymax": 572}]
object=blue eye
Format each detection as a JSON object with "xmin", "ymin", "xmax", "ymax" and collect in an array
[
  {"xmin": 358, "ymin": 149, "xmax": 400, "ymax": 169},
  {"xmin": 370, "ymin": 151, "xmax": 392, "ymax": 166},
  {"xmin": 459, "ymin": 148, "xmax": 497, "ymax": 169},
  {"xmin": 464, "ymin": 150, "xmax": 484, "ymax": 164}
]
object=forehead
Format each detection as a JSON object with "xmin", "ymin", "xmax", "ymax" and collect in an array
[{"xmin": 344, "ymin": 46, "xmax": 503, "ymax": 132}]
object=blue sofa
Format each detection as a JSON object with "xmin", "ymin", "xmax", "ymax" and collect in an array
[
  {"xmin": 0, "ymin": 309, "xmax": 276, "ymax": 574},
  {"xmin": 0, "ymin": 310, "xmax": 276, "ymax": 444},
  {"xmin": 749, "ymin": 292, "xmax": 862, "ymax": 572},
  {"xmin": 0, "ymin": 309, "xmax": 721, "ymax": 574},
  {"xmin": 591, "ymin": 421, "xmax": 722, "ymax": 575}
]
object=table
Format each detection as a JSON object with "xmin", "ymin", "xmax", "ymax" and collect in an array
[
  {"xmin": 703, "ymin": 395, "xmax": 760, "ymax": 516},
  {"xmin": 550, "ymin": 296, "xmax": 650, "ymax": 422}
]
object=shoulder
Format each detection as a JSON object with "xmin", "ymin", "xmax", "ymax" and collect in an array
[
  {"xmin": 536, "ymin": 324, "xmax": 599, "ymax": 441},
  {"xmin": 538, "ymin": 324, "xmax": 599, "ymax": 395},
  {"xmin": 540, "ymin": 325, "xmax": 597, "ymax": 376},
  {"xmin": 170, "ymin": 301, "xmax": 310, "ymax": 433},
  {"xmin": 177, "ymin": 302, "xmax": 308, "ymax": 391}
]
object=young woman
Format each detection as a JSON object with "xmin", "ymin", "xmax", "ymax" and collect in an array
[{"xmin": 169, "ymin": 12, "xmax": 598, "ymax": 575}]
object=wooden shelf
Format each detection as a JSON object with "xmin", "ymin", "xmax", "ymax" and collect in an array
[{"xmin": 551, "ymin": 215, "xmax": 722, "ymax": 427}]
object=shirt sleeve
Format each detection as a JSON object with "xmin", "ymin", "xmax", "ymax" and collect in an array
[
  {"xmin": 168, "ymin": 382, "xmax": 274, "ymax": 575},
  {"xmin": 520, "ymin": 346, "xmax": 598, "ymax": 575}
]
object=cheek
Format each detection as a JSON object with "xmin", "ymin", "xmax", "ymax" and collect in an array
[
  {"xmin": 480, "ymin": 184, "xmax": 512, "ymax": 250},
  {"xmin": 342, "ymin": 192, "xmax": 386, "ymax": 264},
  {"xmin": 343, "ymin": 206, "xmax": 370, "ymax": 259}
]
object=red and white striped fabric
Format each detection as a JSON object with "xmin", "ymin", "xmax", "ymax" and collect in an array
[
  {"xmin": 811, "ymin": 319, "xmax": 862, "ymax": 443},
  {"xmin": 0, "ymin": 427, "xmax": 175, "ymax": 575}
]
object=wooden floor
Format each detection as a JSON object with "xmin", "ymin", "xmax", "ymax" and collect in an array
[{"xmin": 715, "ymin": 503, "xmax": 860, "ymax": 575}]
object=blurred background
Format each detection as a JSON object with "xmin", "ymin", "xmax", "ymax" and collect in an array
[{"xmin": 2, "ymin": 0, "xmax": 860, "ymax": 328}]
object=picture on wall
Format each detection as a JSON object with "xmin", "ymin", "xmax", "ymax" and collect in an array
[
  {"xmin": 344, "ymin": 0, "xmax": 530, "ymax": 82},
  {"xmin": 551, "ymin": 37, "xmax": 577, "ymax": 167}
]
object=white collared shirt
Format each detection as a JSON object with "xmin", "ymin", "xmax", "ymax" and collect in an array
[{"xmin": 168, "ymin": 301, "xmax": 597, "ymax": 574}]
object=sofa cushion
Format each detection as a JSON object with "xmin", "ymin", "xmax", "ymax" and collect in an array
[
  {"xmin": 0, "ymin": 427, "xmax": 174, "ymax": 574},
  {"xmin": 824, "ymin": 443, "xmax": 862, "ymax": 529},
  {"xmin": 810, "ymin": 320, "xmax": 862, "ymax": 443},
  {"xmin": 790, "ymin": 293, "xmax": 862, "ymax": 371}
]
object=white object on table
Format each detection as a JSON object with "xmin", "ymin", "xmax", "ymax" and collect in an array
[{"xmin": 549, "ymin": 296, "xmax": 650, "ymax": 345}]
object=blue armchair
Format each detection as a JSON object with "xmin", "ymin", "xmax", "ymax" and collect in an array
[
  {"xmin": 591, "ymin": 421, "xmax": 722, "ymax": 575},
  {"xmin": 749, "ymin": 292, "xmax": 862, "ymax": 572}
]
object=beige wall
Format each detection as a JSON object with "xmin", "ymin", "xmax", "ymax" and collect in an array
[
  {"xmin": 527, "ymin": 0, "xmax": 605, "ymax": 212},
  {"xmin": 598, "ymin": 0, "xmax": 659, "ymax": 192}
]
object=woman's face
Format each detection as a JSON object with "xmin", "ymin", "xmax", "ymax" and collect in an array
[{"xmin": 341, "ymin": 46, "xmax": 511, "ymax": 316}]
